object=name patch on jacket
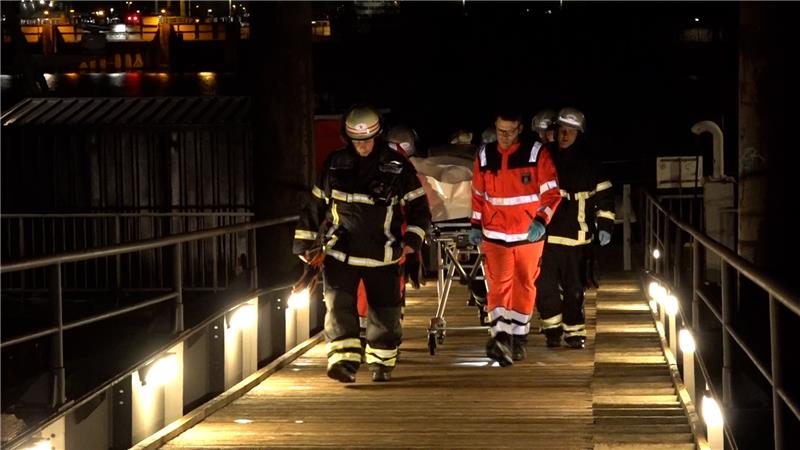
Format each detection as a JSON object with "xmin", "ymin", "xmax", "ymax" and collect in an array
[{"xmin": 521, "ymin": 172, "xmax": 531, "ymax": 184}]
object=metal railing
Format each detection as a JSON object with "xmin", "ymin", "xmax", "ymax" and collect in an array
[
  {"xmin": 1, "ymin": 215, "xmax": 297, "ymax": 412},
  {"xmin": 642, "ymin": 191, "xmax": 800, "ymax": 450},
  {"xmin": 1, "ymin": 212, "xmax": 253, "ymax": 292}
]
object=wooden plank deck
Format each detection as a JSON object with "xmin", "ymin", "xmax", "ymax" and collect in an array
[{"xmin": 161, "ymin": 272, "xmax": 694, "ymax": 449}]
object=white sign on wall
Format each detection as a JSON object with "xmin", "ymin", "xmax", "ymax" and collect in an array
[{"xmin": 656, "ymin": 156, "xmax": 703, "ymax": 189}]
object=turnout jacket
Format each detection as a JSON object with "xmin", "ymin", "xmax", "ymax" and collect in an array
[
  {"xmin": 293, "ymin": 142, "xmax": 431, "ymax": 267},
  {"xmin": 546, "ymin": 140, "xmax": 615, "ymax": 246},
  {"xmin": 471, "ymin": 139, "xmax": 561, "ymax": 246}
]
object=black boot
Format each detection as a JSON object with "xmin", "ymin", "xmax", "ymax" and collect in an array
[
  {"xmin": 544, "ymin": 328, "xmax": 563, "ymax": 348},
  {"xmin": 327, "ymin": 361, "xmax": 358, "ymax": 383},
  {"xmin": 486, "ymin": 332, "xmax": 514, "ymax": 366},
  {"xmin": 512, "ymin": 335, "xmax": 528, "ymax": 361},
  {"xmin": 370, "ymin": 364, "xmax": 392, "ymax": 382},
  {"xmin": 564, "ymin": 336, "xmax": 586, "ymax": 349}
]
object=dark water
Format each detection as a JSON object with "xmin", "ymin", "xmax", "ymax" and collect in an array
[{"xmin": 1, "ymin": 71, "xmax": 248, "ymax": 109}]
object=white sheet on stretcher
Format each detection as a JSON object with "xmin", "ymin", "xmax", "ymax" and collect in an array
[{"xmin": 410, "ymin": 155, "xmax": 474, "ymax": 223}]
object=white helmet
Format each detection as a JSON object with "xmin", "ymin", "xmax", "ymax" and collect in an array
[
  {"xmin": 532, "ymin": 109, "xmax": 557, "ymax": 131},
  {"xmin": 385, "ymin": 125, "xmax": 417, "ymax": 156},
  {"xmin": 344, "ymin": 106, "xmax": 382, "ymax": 140},
  {"xmin": 556, "ymin": 107, "xmax": 586, "ymax": 133},
  {"xmin": 481, "ymin": 127, "xmax": 497, "ymax": 144}
]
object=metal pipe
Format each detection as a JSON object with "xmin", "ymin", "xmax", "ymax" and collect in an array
[
  {"xmin": 691, "ymin": 120, "xmax": 725, "ymax": 178},
  {"xmin": 1, "ymin": 215, "xmax": 298, "ymax": 273},
  {"xmin": 693, "ymin": 236, "xmax": 701, "ymax": 331},
  {"xmin": 770, "ymin": 294, "xmax": 784, "ymax": 450},
  {"xmin": 721, "ymin": 262, "xmax": 733, "ymax": 407},
  {"xmin": 173, "ymin": 243, "xmax": 184, "ymax": 333},
  {"xmin": 49, "ymin": 264, "xmax": 66, "ymax": 407},
  {"xmin": 623, "ymin": 184, "xmax": 631, "ymax": 270},
  {"xmin": 645, "ymin": 192, "xmax": 799, "ymax": 315}
]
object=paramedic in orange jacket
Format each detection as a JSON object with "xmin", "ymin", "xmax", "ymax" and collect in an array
[{"xmin": 469, "ymin": 110, "xmax": 561, "ymax": 365}]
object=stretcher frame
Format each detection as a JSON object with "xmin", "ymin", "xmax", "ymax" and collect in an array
[{"xmin": 426, "ymin": 221, "xmax": 489, "ymax": 355}]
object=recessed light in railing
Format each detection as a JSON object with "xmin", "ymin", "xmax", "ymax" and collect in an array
[
  {"xmin": 702, "ymin": 393, "xmax": 724, "ymax": 449},
  {"xmin": 664, "ymin": 295, "xmax": 679, "ymax": 317},
  {"xmin": 139, "ymin": 353, "xmax": 178, "ymax": 387},
  {"xmin": 288, "ymin": 288, "xmax": 310, "ymax": 310},
  {"xmin": 679, "ymin": 329, "xmax": 696, "ymax": 353},
  {"xmin": 228, "ymin": 303, "xmax": 257, "ymax": 329},
  {"xmin": 652, "ymin": 248, "xmax": 661, "ymax": 259}
]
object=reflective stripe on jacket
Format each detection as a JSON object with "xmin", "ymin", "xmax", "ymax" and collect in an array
[
  {"xmin": 293, "ymin": 143, "xmax": 431, "ymax": 266},
  {"xmin": 471, "ymin": 140, "xmax": 561, "ymax": 246},
  {"xmin": 546, "ymin": 140, "xmax": 615, "ymax": 246}
]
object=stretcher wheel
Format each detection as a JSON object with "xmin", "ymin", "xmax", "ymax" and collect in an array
[{"xmin": 428, "ymin": 334, "xmax": 437, "ymax": 355}]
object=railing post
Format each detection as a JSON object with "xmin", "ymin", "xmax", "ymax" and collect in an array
[
  {"xmin": 673, "ymin": 222, "xmax": 682, "ymax": 289},
  {"xmin": 721, "ymin": 261, "xmax": 733, "ymax": 408},
  {"xmin": 693, "ymin": 236, "xmax": 701, "ymax": 331},
  {"xmin": 623, "ymin": 184, "xmax": 631, "ymax": 271},
  {"xmin": 173, "ymin": 243, "xmax": 184, "ymax": 333},
  {"xmin": 115, "ymin": 216, "xmax": 122, "ymax": 290},
  {"xmin": 664, "ymin": 216, "xmax": 671, "ymax": 280},
  {"xmin": 49, "ymin": 263, "xmax": 66, "ymax": 407},
  {"xmin": 249, "ymin": 229, "xmax": 258, "ymax": 290},
  {"xmin": 769, "ymin": 293, "xmax": 783, "ymax": 450},
  {"xmin": 646, "ymin": 200, "xmax": 652, "ymax": 271}
]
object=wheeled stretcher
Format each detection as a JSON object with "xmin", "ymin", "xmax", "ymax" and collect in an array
[
  {"xmin": 425, "ymin": 220, "xmax": 489, "ymax": 355},
  {"xmin": 409, "ymin": 153, "xmax": 490, "ymax": 355}
]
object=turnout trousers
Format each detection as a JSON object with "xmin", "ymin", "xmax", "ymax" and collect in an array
[
  {"xmin": 482, "ymin": 240, "xmax": 544, "ymax": 338},
  {"xmin": 535, "ymin": 243, "xmax": 588, "ymax": 338},
  {"xmin": 323, "ymin": 257, "xmax": 402, "ymax": 371}
]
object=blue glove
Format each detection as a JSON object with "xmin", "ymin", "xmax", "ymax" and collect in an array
[
  {"xmin": 598, "ymin": 230, "xmax": 611, "ymax": 246},
  {"xmin": 468, "ymin": 228, "xmax": 483, "ymax": 246},
  {"xmin": 527, "ymin": 221, "xmax": 546, "ymax": 242}
]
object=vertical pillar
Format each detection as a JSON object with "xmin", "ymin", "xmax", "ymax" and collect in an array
[
  {"xmin": 738, "ymin": 3, "xmax": 769, "ymax": 267},
  {"xmin": 251, "ymin": 2, "xmax": 314, "ymax": 287}
]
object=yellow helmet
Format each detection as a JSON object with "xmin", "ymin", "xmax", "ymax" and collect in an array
[{"xmin": 344, "ymin": 106, "xmax": 382, "ymax": 140}]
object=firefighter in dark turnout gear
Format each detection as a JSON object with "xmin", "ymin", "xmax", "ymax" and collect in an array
[
  {"xmin": 470, "ymin": 111, "xmax": 561, "ymax": 365},
  {"xmin": 293, "ymin": 106, "xmax": 431, "ymax": 382},
  {"xmin": 535, "ymin": 108, "xmax": 615, "ymax": 349}
]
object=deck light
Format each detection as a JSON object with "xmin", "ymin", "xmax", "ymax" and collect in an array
[
  {"xmin": 234, "ymin": 418, "xmax": 253, "ymax": 424},
  {"xmin": 288, "ymin": 288, "xmax": 310, "ymax": 310},
  {"xmin": 702, "ymin": 393, "xmax": 724, "ymax": 449},
  {"xmin": 228, "ymin": 303, "xmax": 256, "ymax": 329},
  {"xmin": 140, "ymin": 353, "xmax": 178, "ymax": 387},
  {"xmin": 664, "ymin": 294, "xmax": 679, "ymax": 317},
  {"xmin": 679, "ymin": 329, "xmax": 695, "ymax": 353},
  {"xmin": 652, "ymin": 248, "xmax": 661, "ymax": 259},
  {"xmin": 680, "ymin": 329, "xmax": 696, "ymax": 404}
]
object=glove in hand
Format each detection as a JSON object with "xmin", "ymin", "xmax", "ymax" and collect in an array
[
  {"xmin": 404, "ymin": 252, "xmax": 422, "ymax": 289},
  {"xmin": 527, "ymin": 221, "xmax": 546, "ymax": 242},
  {"xmin": 598, "ymin": 230, "xmax": 611, "ymax": 246},
  {"xmin": 468, "ymin": 228, "xmax": 483, "ymax": 246}
]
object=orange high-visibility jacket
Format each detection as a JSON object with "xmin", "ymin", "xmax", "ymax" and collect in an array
[{"xmin": 471, "ymin": 140, "xmax": 561, "ymax": 246}]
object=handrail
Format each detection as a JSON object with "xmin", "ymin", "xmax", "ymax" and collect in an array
[
  {"xmin": 1, "ymin": 215, "xmax": 298, "ymax": 273},
  {"xmin": 645, "ymin": 192, "xmax": 800, "ymax": 314},
  {"xmin": 4, "ymin": 281, "xmax": 294, "ymax": 450},
  {"xmin": 643, "ymin": 190, "xmax": 799, "ymax": 450}
]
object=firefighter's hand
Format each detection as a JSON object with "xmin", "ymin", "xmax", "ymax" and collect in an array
[
  {"xmin": 527, "ymin": 221, "xmax": 546, "ymax": 242},
  {"xmin": 405, "ymin": 251, "xmax": 421, "ymax": 289},
  {"xmin": 298, "ymin": 250, "xmax": 312, "ymax": 264},
  {"xmin": 402, "ymin": 245, "xmax": 415, "ymax": 255},
  {"xmin": 598, "ymin": 230, "xmax": 611, "ymax": 246},
  {"xmin": 468, "ymin": 228, "xmax": 482, "ymax": 246}
]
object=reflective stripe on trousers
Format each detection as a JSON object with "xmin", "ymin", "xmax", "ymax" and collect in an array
[{"xmin": 481, "ymin": 240, "xmax": 544, "ymax": 337}]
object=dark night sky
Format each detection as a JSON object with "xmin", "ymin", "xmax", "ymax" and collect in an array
[{"xmin": 312, "ymin": 1, "xmax": 741, "ymax": 180}]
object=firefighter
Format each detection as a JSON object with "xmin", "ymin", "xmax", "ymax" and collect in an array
[
  {"xmin": 468, "ymin": 110, "xmax": 562, "ymax": 365},
  {"xmin": 531, "ymin": 109, "xmax": 557, "ymax": 144},
  {"xmin": 294, "ymin": 106, "xmax": 431, "ymax": 382},
  {"xmin": 535, "ymin": 107, "xmax": 615, "ymax": 349}
]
